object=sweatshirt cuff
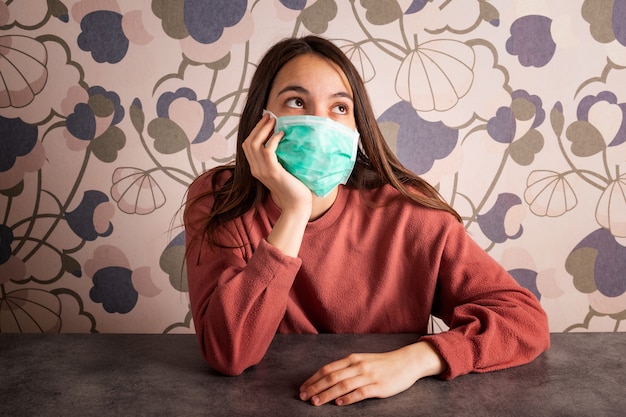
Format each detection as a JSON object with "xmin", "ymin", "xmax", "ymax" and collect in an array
[{"xmin": 419, "ymin": 332, "xmax": 475, "ymax": 380}]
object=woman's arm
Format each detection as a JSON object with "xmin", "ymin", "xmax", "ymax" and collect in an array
[
  {"xmin": 420, "ymin": 217, "xmax": 550, "ymax": 380},
  {"xmin": 299, "ymin": 340, "xmax": 446, "ymax": 406},
  {"xmin": 298, "ymin": 210, "xmax": 549, "ymax": 406},
  {"xmin": 185, "ymin": 178, "xmax": 301, "ymax": 375},
  {"xmin": 243, "ymin": 113, "xmax": 313, "ymax": 257},
  {"xmin": 185, "ymin": 114, "xmax": 313, "ymax": 375}
]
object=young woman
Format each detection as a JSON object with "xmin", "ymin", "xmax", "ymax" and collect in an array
[{"xmin": 184, "ymin": 35, "xmax": 550, "ymax": 407}]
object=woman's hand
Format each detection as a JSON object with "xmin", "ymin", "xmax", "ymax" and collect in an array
[
  {"xmin": 242, "ymin": 113, "xmax": 312, "ymax": 214},
  {"xmin": 299, "ymin": 341, "xmax": 446, "ymax": 406},
  {"xmin": 242, "ymin": 113, "xmax": 312, "ymax": 257}
]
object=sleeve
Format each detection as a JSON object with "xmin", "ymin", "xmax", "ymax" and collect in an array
[
  {"xmin": 418, "ymin": 217, "xmax": 550, "ymax": 380},
  {"xmin": 184, "ymin": 173, "xmax": 302, "ymax": 376}
]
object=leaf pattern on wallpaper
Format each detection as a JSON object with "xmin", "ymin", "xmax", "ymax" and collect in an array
[
  {"xmin": 300, "ymin": 0, "xmax": 338, "ymax": 33},
  {"xmin": 424, "ymin": 0, "xmax": 500, "ymax": 35},
  {"xmin": 65, "ymin": 86, "xmax": 127, "ymax": 160},
  {"xmin": 550, "ymin": 102, "xmax": 565, "ymax": 137},
  {"xmin": 582, "ymin": 0, "xmax": 626, "ymax": 46},
  {"xmin": 565, "ymin": 228, "xmax": 626, "ymax": 330},
  {"xmin": 129, "ymin": 98, "xmax": 145, "ymax": 133},
  {"xmin": 148, "ymin": 87, "xmax": 219, "ymax": 155},
  {"xmin": 596, "ymin": 174, "xmax": 626, "ymax": 238},
  {"xmin": 160, "ymin": 231, "xmax": 187, "ymax": 292},
  {"xmin": 61, "ymin": 252, "xmax": 83, "ymax": 277},
  {"xmin": 148, "ymin": 118, "xmax": 190, "ymax": 154},
  {"xmin": 476, "ymin": 193, "xmax": 524, "ymax": 245},
  {"xmin": 360, "ymin": 0, "xmax": 403, "ymax": 26},
  {"xmin": 509, "ymin": 129, "xmax": 543, "ymax": 166},
  {"xmin": 65, "ymin": 190, "xmax": 115, "ymax": 242},
  {"xmin": 484, "ymin": 93, "xmax": 546, "ymax": 170},
  {"xmin": 576, "ymin": 91, "xmax": 626, "ymax": 148},
  {"xmin": 566, "ymin": 121, "xmax": 607, "ymax": 157},
  {"xmin": 89, "ymin": 125, "xmax": 126, "ymax": 163},
  {"xmin": 152, "ymin": 0, "xmax": 188, "ymax": 40},
  {"xmin": 0, "ymin": 0, "xmax": 625, "ymax": 333},
  {"xmin": 479, "ymin": 1, "xmax": 500, "ymax": 27}
]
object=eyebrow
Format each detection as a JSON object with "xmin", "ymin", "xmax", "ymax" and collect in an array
[{"xmin": 276, "ymin": 85, "xmax": 353, "ymax": 101}]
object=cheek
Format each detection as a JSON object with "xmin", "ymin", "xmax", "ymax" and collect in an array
[
  {"xmin": 263, "ymin": 97, "xmax": 282, "ymax": 116},
  {"xmin": 332, "ymin": 115, "xmax": 356, "ymax": 130}
]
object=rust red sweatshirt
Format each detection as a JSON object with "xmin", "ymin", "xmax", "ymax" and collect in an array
[{"xmin": 185, "ymin": 171, "xmax": 550, "ymax": 379}]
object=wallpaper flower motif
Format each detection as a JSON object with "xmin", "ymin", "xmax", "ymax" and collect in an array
[
  {"xmin": 506, "ymin": 14, "xmax": 556, "ymax": 68},
  {"xmin": 378, "ymin": 101, "xmax": 458, "ymax": 175},
  {"xmin": 0, "ymin": 116, "xmax": 45, "ymax": 189},
  {"xmin": 0, "ymin": 35, "xmax": 48, "ymax": 108},
  {"xmin": 395, "ymin": 39, "xmax": 475, "ymax": 111},
  {"xmin": 1, "ymin": 0, "xmax": 625, "ymax": 334}
]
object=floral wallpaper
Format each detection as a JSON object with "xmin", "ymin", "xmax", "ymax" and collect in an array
[{"xmin": 1, "ymin": 0, "xmax": 625, "ymax": 334}]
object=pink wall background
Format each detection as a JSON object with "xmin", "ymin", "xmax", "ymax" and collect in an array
[{"xmin": 1, "ymin": 0, "xmax": 625, "ymax": 334}]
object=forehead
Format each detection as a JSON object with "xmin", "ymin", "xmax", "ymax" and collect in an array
[{"xmin": 270, "ymin": 53, "xmax": 352, "ymax": 95}]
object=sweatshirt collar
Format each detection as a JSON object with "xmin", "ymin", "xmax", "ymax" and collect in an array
[{"xmin": 264, "ymin": 185, "xmax": 349, "ymax": 231}]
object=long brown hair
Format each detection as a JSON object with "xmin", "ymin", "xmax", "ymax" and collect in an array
[{"xmin": 185, "ymin": 35, "xmax": 461, "ymax": 248}]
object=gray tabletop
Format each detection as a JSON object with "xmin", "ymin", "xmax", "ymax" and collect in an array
[{"xmin": 1, "ymin": 332, "xmax": 625, "ymax": 416}]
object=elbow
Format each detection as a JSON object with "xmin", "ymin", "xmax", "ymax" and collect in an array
[
  {"xmin": 523, "ymin": 302, "xmax": 551, "ymax": 358},
  {"xmin": 196, "ymin": 331, "xmax": 258, "ymax": 376},
  {"xmin": 205, "ymin": 354, "xmax": 249, "ymax": 376},
  {"xmin": 189, "ymin": 301, "xmax": 254, "ymax": 376},
  {"xmin": 212, "ymin": 364, "xmax": 247, "ymax": 377},
  {"xmin": 538, "ymin": 309, "xmax": 551, "ymax": 352},
  {"xmin": 534, "ymin": 297, "xmax": 551, "ymax": 347}
]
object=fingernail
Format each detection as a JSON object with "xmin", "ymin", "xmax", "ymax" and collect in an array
[
  {"xmin": 299, "ymin": 391, "xmax": 308, "ymax": 401},
  {"xmin": 336, "ymin": 398, "xmax": 344, "ymax": 406},
  {"xmin": 312, "ymin": 396, "xmax": 320, "ymax": 406}
]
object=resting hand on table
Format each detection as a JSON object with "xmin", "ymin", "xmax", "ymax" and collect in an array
[{"xmin": 299, "ymin": 341, "xmax": 446, "ymax": 406}]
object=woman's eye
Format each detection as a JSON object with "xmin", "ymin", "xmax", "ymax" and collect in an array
[
  {"xmin": 333, "ymin": 104, "xmax": 349, "ymax": 114},
  {"xmin": 286, "ymin": 98, "xmax": 304, "ymax": 108}
]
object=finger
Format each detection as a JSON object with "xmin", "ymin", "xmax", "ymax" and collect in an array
[
  {"xmin": 308, "ymin": 374, "xmax": 373, "ymax": 406},
  {"xmin": 242, "ymin": 115, "xmax": 279, "ymax": 177},
  {"xmin": 300, "ymin": 359, "xmax": 363, "ymax": 402},
  {"xmin": 335, "ymin": 383, "xmax": 381, "ymax": 406},
  {"xmin": 263, "ymin": 130, "xmax": 284, "ymax": 152},
  {"xmin": 249, "ymin": 131, "xmax": 284, "ymax": 180},
  {"xmin": 300, "ymin": 356, "xmax": 354, "ymax": 390},
  {"xmin": 244, "ymin": 113, "xmax": 275, "ymax": 150}
]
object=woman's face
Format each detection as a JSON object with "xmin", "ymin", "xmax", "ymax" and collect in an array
[{"xmin": 266, "ymin": 54, "xmax": 357, "ymax": 130}]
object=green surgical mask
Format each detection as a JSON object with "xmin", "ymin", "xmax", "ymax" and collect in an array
[{"xmin": 265, "ymin": 110, "xmax": 359, "ymax": 197}]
